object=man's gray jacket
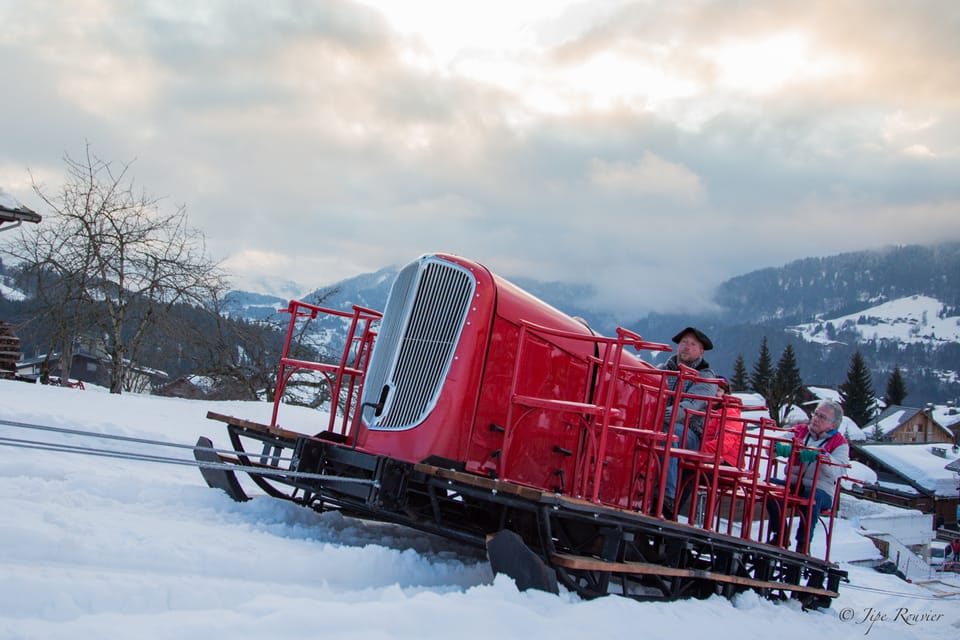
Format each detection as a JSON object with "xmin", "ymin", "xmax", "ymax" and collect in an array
[{"xmin": 658, "ymin": 354, "xmax": 717, "ymax": 438}]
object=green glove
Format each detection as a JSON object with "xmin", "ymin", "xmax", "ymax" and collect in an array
[
  {"xmin": 799, "ymin": 449, "xmax": 819, "ymax": 464},
  {"xmin": 775, "ymin": 442, "xmax": 792, "ymax": 458}
]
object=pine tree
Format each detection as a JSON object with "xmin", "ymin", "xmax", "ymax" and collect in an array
[
  {"xmin": 839, "ymin": 351, "xmax": 876, "ymax": 427},
  {"xmin": 731, "ymin": 354, "xmax": 749, "ymax": 392},
  {"xmin": 769, "ymin": 344, "xmax": 805, "ymax": 425},
  {"xmin": 884, "ymin": 365, "xmax": 908, "ymax": 407},
  {"xmin": 749, "ymin": 337, "xmax": 774, "ymax": 399}
]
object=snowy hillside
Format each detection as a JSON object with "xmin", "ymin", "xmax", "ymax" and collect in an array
[
  {"xmin": 789, "ymin": 295, "xmax": 960, "ymax": 348},
  {"xmin": 0, "ymin": 380, "xmax": 958, "ymax": 639},
  {"xmin": 222, "ymin": 290, "xmax": 290, "ymax": 321},
  {"xmin": 0, "ymin": 280, "xmax": 25, "ymax": 301}
]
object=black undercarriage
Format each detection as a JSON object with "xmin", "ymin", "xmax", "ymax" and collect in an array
[{"xmin": 196, "ymin": 412, "xmax": 846, "ymax": 607}]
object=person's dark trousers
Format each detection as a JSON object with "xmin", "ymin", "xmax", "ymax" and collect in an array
[{"xmin": 764, "ymin": 478, "xmax": 832, "ymax": 547}]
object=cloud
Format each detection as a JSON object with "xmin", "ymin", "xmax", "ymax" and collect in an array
[
  {"xmin": 589, "ymin": 153, "xmax": 705, "ymax": 205},
  {"xmin": 1, "ymin": 0, "xmax": 959, "ymax": 320}
]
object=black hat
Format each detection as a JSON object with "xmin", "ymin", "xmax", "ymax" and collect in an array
[{"xmin": 671, "ymin": 326, "xmax": 713, "ymax": 351}]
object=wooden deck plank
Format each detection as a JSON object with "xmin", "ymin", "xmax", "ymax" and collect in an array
[
  {"xmin": 413, "ymin": 463, "xmax": 549, "ymax": 501},
  {"xmin": 550, "ymin": 553, "xmax": 838, "ymax": 597},
  {"xmin": 205, "ymin": 411, "xmax": 303, "ymax": 440}
]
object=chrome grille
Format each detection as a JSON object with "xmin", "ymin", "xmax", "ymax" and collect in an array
[{"xmin": 361, "ymin": 256, "xmax": 475, "ymax": 430}]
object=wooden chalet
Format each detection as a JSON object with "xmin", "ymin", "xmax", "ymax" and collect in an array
[
  {"xmin": 935, "ymin": 402, "xmax": 960, "ymax": 444},
  {"xmin": 16, "ymin": 349, "xmax": 169, "ymax": 393},
  {"xmin": 862, "ymin": 404, "xmax": 954, "ymax": 444},
  {"xmin": 851, "ymin": 442, "xmax": 960, "ymax": 530},
  {"xmin": 0, "ymin": 322, "xmax": 21, "ymax": 378},
  {"xmin": 1, "ymin": 187, "xmax": 41, "ymax": 375}
]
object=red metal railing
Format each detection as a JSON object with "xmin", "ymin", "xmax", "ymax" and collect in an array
[
  {"xmin": 271, "ymin": 300, "xmax": 381, "ymax": 437},
  {"xmin": 503, "ymin": 321, "xmax": 849, "ymax": 561}
]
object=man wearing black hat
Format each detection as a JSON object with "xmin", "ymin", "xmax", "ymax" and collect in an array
[{"xmin": 657, "ymin": 326, "xmax": 718, "ymax": 517}]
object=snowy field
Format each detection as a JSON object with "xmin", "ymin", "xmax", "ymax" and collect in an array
[
  {"xmin": 791, "ymin": 295, "xmax": 960, "ymax": 348},
  {"xmin": 1, "ymin": 379, "xmax": 957, "ymax": 639}
]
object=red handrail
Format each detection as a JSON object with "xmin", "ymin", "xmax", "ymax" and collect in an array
[{"xmin": 271, "ymin": 300, "xmax": 381, "ymax": 436}]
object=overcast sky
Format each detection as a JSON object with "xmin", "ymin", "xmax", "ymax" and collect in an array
[{"xmin": 1, "ymin": 0, "xmax": 958, "ymax": 319}]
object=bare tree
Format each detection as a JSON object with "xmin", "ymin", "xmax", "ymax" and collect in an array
[
  {"xmin": 177, "ymin": 288, "xmax": 341, "ymax": 402},
  {"xmin": 4, "ymin": 145, "xmax": 228, "ymax": 393},
  {"xmin": 177, "ymin": 289, "xmax": 283, "ymax": 401}
]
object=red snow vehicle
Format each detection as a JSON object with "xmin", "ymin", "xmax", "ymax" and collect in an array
[{"xmin": 196, "ymin": 252, "xmax": 848, "ymax": 607}]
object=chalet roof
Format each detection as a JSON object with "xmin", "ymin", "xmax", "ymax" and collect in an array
[
  {"xmin": 17, "ymin": 350, "xmax": 169, "ymax": 379},
  {"xmin": 854, "ymin": 442, "xmax": 960, "ymax": 497},
  {"xmin": 864, "ymin": 405, "xmax": 923, "ymax": 437},
  {"xmin": 862, "ymin": 404, "xmax": 953, "ymax": 440},
  {"xmin": 841, "ymin": 416, "xmax": 868, "ymax": 442},
  {"xmin": 933, "ymin": 404, "xmax": 960, "ymax": 430},
  {"xmin": 806, "ymin": 386, "xmax": 841, "ymax": 403},
  {"xmin": 17, "ymin": 351, "xmax": 102, "ymax": 367},
  {"xmin": 0, "ymin": 186, "xmax": 41, "ymax": 225}
]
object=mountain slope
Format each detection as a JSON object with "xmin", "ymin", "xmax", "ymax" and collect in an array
[
  {"xmin": 789, "ymin": 295, "xmax": 960, "ymax": 348},
  {"xmin": 8, "ymin": 241, "xmax": 957, "ymax": 404},
  {"xmin": 264, "ymin": 243, "xmax": 959, "ymax": 404},
  {"xmin": 713, "ymin": 243, "xmax": 960, "ymax": 325}
]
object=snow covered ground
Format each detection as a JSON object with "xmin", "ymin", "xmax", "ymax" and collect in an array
[
  {"xmin": 790, "ymin": 295, "xmax": 960, "ymax": 348},
  {"xmin": 1, "ymin": 380, "xmax": 957, "ymax": 639}
]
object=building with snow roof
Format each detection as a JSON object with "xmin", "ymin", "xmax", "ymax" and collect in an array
[
  {"xmin": 851, "ymin": 442, "xmax": 960, "ymax": 530},
  {"xmin": 862, "ymin": 404, "xmax": 954, "ymax": 444},
  {"xmin": 0, "ymin": 186, "xmax": 41, "ymax": 230},
  {"xmin": 1, "ymin": 186, "xmax": 41, "ymax": 376},
  {"xmin": 932, "ymin": 401, "xmax": 960, "ymax": 442},
  {"xmin": 840, "ymin": 416, "xmax": 867, "ymax": 442}
]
